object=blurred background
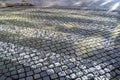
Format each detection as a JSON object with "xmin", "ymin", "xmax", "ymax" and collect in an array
[{"xmin": 0, "ymin": 0, "xmax": 120, "ymax": 11}]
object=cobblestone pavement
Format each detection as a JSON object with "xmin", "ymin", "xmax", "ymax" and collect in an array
[{"xmin": 0, "ymin": 7, "xmax": 120, "ymax": 80}]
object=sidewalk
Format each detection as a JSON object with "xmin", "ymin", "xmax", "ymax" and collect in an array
[{"xmin": 0, "ymin": 7, "xmax": 120, "ymax": 80}]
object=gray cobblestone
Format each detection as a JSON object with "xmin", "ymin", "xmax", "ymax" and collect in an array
[
  {"xmin": 47, "ymin": 69, "xmax": 55, "ymax": 75},
  {"xmin": 43, "ymin": 76, "xmax": 50, "ymax": 80},
  {"xmin": 19, "ymin": 73, "xmax": 26, "ymax": 78},
  {"xmin": 65, "ymin": 69, "xmax": 73, "ymax": 75},
  {"xmin": 34, "ymin": 74, "xmax": 41, "ymax": 79},
  {"xmin": 6, "ymin": 78, "xmax": 13, "ymax": 80},
  {"xmin": 48, "ymin": 64, "xmax": 54, "ymax": 68},
  {"xmin": 0, "ymin": 7, "xmax": 119, "ymax": 80},
  {"xmin": 115, "ymin": 69, "xmax": 120, "ymax": 75},
  {"xmin": 54, "ymin": 62, "xmax": 61, "ymax": 67},
  {"xmin": 0, "ymin": 75, "xmax": 7, "ymax": 80},
  {"xmin": 76, "ymin": 71, "xmax": 83, "ymax": 77},
  {"xmin": 12, "ymin": 75, "xmax": 19, "ymax": 79},
  {"xmin": 19, "ymin": 78, "xmax": 25, "ymax": 80},
  {"xmin": 62, "ymin": 65, "xmax": 68, "ymax": 70},
  {"xmin": 41, "ymin": 66, "xmax": 48, "ymax": 71},
  {"xmin": 70, "ymin": 73, "xmax": 77, "ymax": 79},
  {"xmin": 26, "ymin": 76, "xmax": 34, "ymax": 80},
  {"xmin": 26, "ymin": 71, "xmax": 33, "ymax": 76},
  {"xmin": 40, "ymin": 71, "xmax": 48, "ymax": 77},
  {"xmin": 50, "ymin": 74, "xmax": 58, "ymax": 79},
  {"xmin": 81, "ymin": 76, "xmax": 88, "ymax": 80},
  {"xmin": 58, "ymin": 71, "xmax": 66, "ymax": 77},
  {"xmin": 55, "ymin": 67, "xmax": 62, "ymax": 73},
  {"xmin": 34, "ymin": 68, "xmax": 41, "ymax": 74}
]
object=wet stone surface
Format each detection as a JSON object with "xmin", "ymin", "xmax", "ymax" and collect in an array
[{"xmin": 0, "ymin": 7, "xmax": 120, "ymax": 80}]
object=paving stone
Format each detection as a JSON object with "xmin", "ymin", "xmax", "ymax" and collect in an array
[
  {"xmin": 87, "ymin": 73, "xmax": 94, "ymax": 79},
  {"xmin": 48, "ymin": 64, "xmax": 54, "ymax": 68},
  {"xmin": 50, "ymin": 74, "xmax": 58, "ymax": 79},
  {"xmin": 0, "ymin": 62, "xmax": 4, "ymax": 66},
  {"xmin": 5, "ymin": 72, "xmax": 11, "ymax": 76},
  {"xmin": 72, "ymin": 67, "xmax": 80, "ymax": 73},
  {"xmin": 55, "ymin": 67, "xmax": 62, "ymax": 73},
  {"xmin": 76, "ymin": 71, "xmax": 83, "ymax": 77},
  {"xmin": 58, "ymin": 71, "xmax": 66, "ymax": 77},
  {"xmin": 81, "ymin": 76, "xmax": 88, "ymax": 80},
  {"xmin": 19, "ymin": 78, "xmax": 25, "ymax": 80},
  {"xmin": 99, "ymin": 69, "xmax": 106, "ymax": 75},
  {"xmin": 62, "ymin": 65, "xmax": 68, "ymax": 70},
  {"xmin": 26, "ymin": 71, "xmax": 33, "ymax": 76},
  {"xmin": 104, "ymin": 68, "xmax": 111, "ymax": 72},
  {"xmin": 68, "ymin": 63, "xmax": 76, "ymax": 69},
  {"xmin": 26, "ymin": 76, "xmax": 34, "ymax": 80},
  {"xmin": 93, "ymin": 71, "xmax": 100, "ymax": 76},
  {"xmin": 12, "ymin": 75, "xmax": 19, "ymax": 79},
  {"xmin": 105, "ymin": 73, "xmax": 111, "ymax": 79},
  {"xmin": 88, "ymin": 67, "xmax": 95, "ymax": 72},
  {"xmin": 107, "ymin": 65, "xmax": 115, "ymax": 71},
  {"xmin": 65, "ymin": 69, "xmax": 73, "ymax": 75},
  {"xmin": 66, "ymin": 75, "xmax": 71, "ymax": 80},
  {"xmin": 34, "ymin": 68, "xmax": 41, "ymax": 74},
  {"xmin": 115, "ymin": 69, "xmax": 120, "ymax": 75},
  {"xmin": 110, "ymin": 71, "xmax": 116, "ymax": 77},
  {"xmin": 43, "ymin": 76, "xmax": 50, "ymax": 80},
  {"xmin": 19, "ymin": 73, "xmax": 26, "ymax": 78},
  {"xmin": 116, "ymin": 75, "xmax": 120, "ymax": 80},
  {"xmin": 95, "ymin": 65, "xmax": 102, "ymax": 70},
  {"xmin": 70, "ymin": 73, "xmax": 77, "ymax": 79},
  {"xmin": 40, "ymin": 71, "xmax": 48, "ymax": 77},
  {"xmin": 11, "ymin": 71, "xmax": 17, "ymax": 75},
  {"xmin": 41, "ymin": 66, "xmax": 48, "ymax": 71},
  {"xmin": 60, "ymin": 77, "xmax": 66, "ymax": 80},
  {"xmin": 34, "ymin": 74, "xmax": 41, "ymax": 79},
  {"xmin": 6, "ymin": 77, "xmax": 13, "ymax": 80},
  {"xmin": 75, "ymin": 78, "xmax": 81, "ymax": 80},
  {"xmin": 24, "ymin": 67, "xmax": 31, "ymax": 72},
  {"xmin": 47, "ymin": 69, "xmax": 55, "ymax": 75},
  {"xmin": 54, "ymin": 62, "xmax": 61, "ymax": 67},
  {"xmin": 113, "ymin": 63, "xmax": 120, "ymax": 68}
]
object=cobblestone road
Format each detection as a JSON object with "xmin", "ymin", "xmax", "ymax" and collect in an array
[{"xmin": 0, "ymin": 7, "xmax": 120, "ymax": 80}]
